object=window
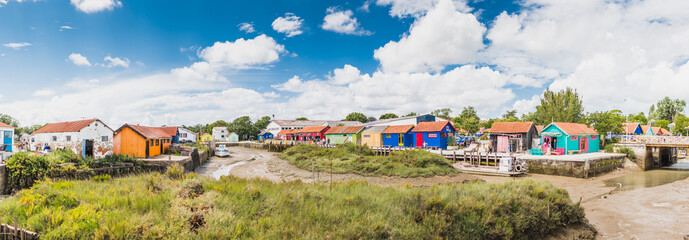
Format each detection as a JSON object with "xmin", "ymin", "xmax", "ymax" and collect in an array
[
  {"xmin": 181, "ymin": 133, "xmax": 187, "ymax": 138},
  {"xmin": 364, "ymin": 134, "xmax": 370, "ymax": 138},
  {"xmin": 150, "ymin": 140, "xmax": 154, "ymax": 146},
  {"xmin": 428, "ymin": 133, "xmax": 437, "ymax": 138},
  {"xmin": 4, "ymin": 131, "xmax": 11, "ymax": 138},
  {"xmin": 385, "ymin": 134, "xmax": 391, "ymax": 138},
  {"xmin": 31, "ymin": 138, "xmax": 35, "ymax": 143},
  {"xmin": 591, "ymin": 135, "xmax": 598, "ymax": 140},
  {"xmin": 398, "ymin": 134, "xmax": 403, "ymax": 144},
  {"xmin": 571, "ymin": 135, "xmax": 578, "ymax": 141},
  {"xmin": 52, "ymin": 136, "xmax": 57, "ymax": 142},
  {"xmin": 440, "ymin": 133, "xmax": 447, "ymax": 138},
  {"xmin": 102, "ymin": 136, "xmax": 109, "ymax": 142},
  {"xmin": 66, "ymin": 136, "xmax": 72, "ymax": 141},
  {"xmin": 156, "ymin": 140, "xmax": 160, "ymax": 146}
]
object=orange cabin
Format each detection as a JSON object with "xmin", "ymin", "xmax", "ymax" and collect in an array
[{"xmin": 114, "ymin": 124, "xmax": 173, "ymax": 158}]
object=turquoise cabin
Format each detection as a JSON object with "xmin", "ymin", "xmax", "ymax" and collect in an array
[
  {"xmin": 539, "ymin": 122, "xmax": 600, "ymax": 155},
  {"xmin": 324, "ymin": 126, "xmax": 348, "ymax": 144},
  {"xmin": 0, "ymin": 122, "xmax": 14, "ymax": 152}
]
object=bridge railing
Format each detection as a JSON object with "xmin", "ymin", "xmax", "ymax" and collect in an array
[{"xmin": 621, "ymin": 135, "xmax": 689, "ymax": 145}]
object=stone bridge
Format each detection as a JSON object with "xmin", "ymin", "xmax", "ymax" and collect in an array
[{"xmin": 617, "ymin": 136, "xmax": 686, "ymax": 170}]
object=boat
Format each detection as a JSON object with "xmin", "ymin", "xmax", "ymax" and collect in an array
[{"xmin": 215, "ymin": 145, "xmax": 230, "ymax": 157}]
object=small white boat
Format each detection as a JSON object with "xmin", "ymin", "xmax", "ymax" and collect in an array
[{"xmin": 215, "ymin": 145, "xmax": 230, "ymax": 157}]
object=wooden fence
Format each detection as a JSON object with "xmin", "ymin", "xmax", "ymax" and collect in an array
[{"xmin": 0, "ymin": 217, "xmax": 38, "ymax": 240}]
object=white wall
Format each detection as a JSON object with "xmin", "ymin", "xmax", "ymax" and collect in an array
[
  {"xmin": 212, "ymin": 127, "xmax": 228, "ymax": 141},
  {"xmin": 368, "ymin": 118, "xmax": 418, "ymax": 127},
  {"xmin": 31, "ymin": 120, "xmax": 114, "ymax": 159},
  {"xmin": 178, "ymin": 128, "xmax": 196, "ymax": 143}
]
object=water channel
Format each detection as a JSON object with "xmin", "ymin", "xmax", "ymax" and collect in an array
[{"xmin": 604, "ymin": 162, "xmax": 689, "ymax": 191}]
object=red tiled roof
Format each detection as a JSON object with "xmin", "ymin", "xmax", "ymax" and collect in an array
[
  {"xmin": 0, "ymin": 122, "xmax": 14, "ymax": 128},
  {"xmin": 277, "ymin": 129, "xmax": 297, "ymax": 135},
  {"xmin": 652, "ymin": 127, "xmax": 661, "ymax": 135},
  {"xmin": 641, "ymin": 125, "xmax": 651, "ymax": 134},
  {"xmin": 660, "ymin": 128, "xmax": 672, "ymax": 136},
  {"xmin": 622, "ymin": 123, "xmax": 640, "ymax": 134},
  {"xmin": 295, "ymin": 126, "xmax": 329, "ymax": 134},
  {"xmin": 118, "ymin": 124, "xmax": 172, "ymax": 139},
  {"xmin": 536, "ymin": 125, "xmax": 544, "ymax": 132},
  {"xmin": 488, "ymin": 122, "xmax": 533, "ymax": 134},
  {"xmin": 34, "ymin": 119, "xmax": 100, "ymax": 134},
  {"xmin": 341, "ymin": 126, "xmax": 364, "ymax": 134},
  {"xmin": 411, "ymin": 121, "xmax": 456, "ymax": 132},
  {"xmin": 382, "ymin": 125, "xmax": 414, "ymax": 134},
  {"xmin": 159, "ymin": 126, "xmax": 178, "ymax": 136},
  {"xmin": 324, "ymin": 126, "xmax": 345, "ymax": 135},
  {"xmin": 552, "ymin": 122, "xmax": 598, "ymax": 135}
]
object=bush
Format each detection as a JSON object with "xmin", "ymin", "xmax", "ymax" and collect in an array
[
  {"xmin": 5, "ymin": 152, "xmax": 51, "ymax": 192},
  {"xmin": 604, "ymin": 144, "xmax": 616, "ymax": 153},
  {"xmin": 617, "ymin": 147, "xmax": 636, "ymax": 160},
  {"xmin": 165, "ymin": 164, "xmax": 187, "ymax": 180},
  {"xmin": 92, "ymin": 174, "xmax": 111, "ymax": 182}
]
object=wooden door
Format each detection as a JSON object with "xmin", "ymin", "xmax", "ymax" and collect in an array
[
  {"xmin": 416, "ymin": 133, "xmax": 423, "ymax": 147},
  {"xmin": 145, "ymin": 141, "xmax": 150, "ymax": 158}
]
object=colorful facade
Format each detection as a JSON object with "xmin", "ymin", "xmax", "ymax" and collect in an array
[
  {"xmin": 361, "ymin": 126, "xmax": 388, "ymax": 147},
  {"xmin": 622, "ymin": 123, "xmax": 643, "ymax": 135},
  {"xmin": 294, "ymin": 126, "xmax": 329, "ymax": 142},
  {"xmin": 540, "ymin": 122, "xmax": 600, "ymax": 155},
  {"xmin": 411, "ymin": 121, "xmax": 456, "ymax": 149},
  {"xmin": 341, "ymin": 126, "xmax": 364, "ymax": 145},
  {"xmin": 381, "ymin": 125, "xmax": 415, "ymax": 147},
  {"xmin": 324, "ymin": 126, "xmax": 347, "ymax": 144},
  {"xmin": 114, "ymin": 124, "xmax": 173, "ymax": 158},
  {"xmin": 258, "ymin": 131, "xmax": 273, "ymax": 141},
  {"xmin": 200, "ymin": 133, "xmax": 213, "ymax": 142},
  {"xmin": 0, "ymin": 122, "xmax": 14, "ymax": 152}
]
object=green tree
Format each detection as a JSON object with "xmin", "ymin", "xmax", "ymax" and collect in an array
[
  {"xmin": 457, "ymin": 107, "xmax": 480, "ymax": 134},
  {"xmin": 403, "ymin": 112, "xmax": 418, "ymax": 117},
  {"xmin": 0, "ymin": 114, "xmax": 19, "ymax": 127},
  {"xmin": 655, "ymin": 119, "xmax": 670, "ymax": 130},
  {"xmin": 379, "ymin": 113, "xmax": 398, "ymax": 120},
  {"xmin": 586, "ymin": 110, "xmax": 625, "ymax": 147},
  {"xmin": 295, "ymin": 117, "xmax": 309, "ymax": 121},
  {"xmin": 534, "ymin": 88, "xmax": 584, "ymax": 125},
  {"xmin": 206, "ymin": 120, "xmax": 229, "ymax": 134},
  {"xmin": 254, "ymin": 116, "xmax": 272, "ymax": 130},
  {"xmin": 673, "ymin": 114, "xmax": 689, "ymax": 135},
  {"xmin": 344, "ymin": 112, "xmax": 369, "ymax": 123},
  {"xmin": 627, "ymin": 112, "xmax": 648, "ymax": 125},
  {"xmin": 481, "ymin": 119, "xmax": 496, "ymax": 129},
  {"xmin": 521, "ymin": 112, "xmax": 537, "ymax": 122},
  {"xmin": 367, "ymin": 116, "xmax": 377, "ymax": 123},
  {"xmin": 502, "ymin": 110, "xmax": 517, "ymax": 120},
  {"xmin": 431, "ymin": 108, "xmax": 452, "ymax": 120},
  {"xmin": 650, "ymin": 97, "xmax": 686, "ymax": 122},
  {"xmin": 15, "ymin": 124, "xmax": 46, "ymax": 137},
  {"xmin": 229, "ymin": 116, "xmax": 259, "ymax": 140}
]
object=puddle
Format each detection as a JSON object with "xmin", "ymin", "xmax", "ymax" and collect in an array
[
  {"xmin": 604, "ymin": 169, "xmax": 689, "ymax": 191},
  {"xmin": 211, "ymin": 161, "xmax": 249, "ymax": 179}
]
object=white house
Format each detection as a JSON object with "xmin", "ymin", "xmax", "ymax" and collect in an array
[
  {"xmin": 212, "ymin": 127, "xmax": 229, "ymax": 142},
  {"xmin": 0, "ymin": 122, "xmax": 14, "ymax": 153},
  {"xmin": 178, "ymin": 127, "xmax": 197, "ymax": 143},
  {"xmin": 31, "ymin": 119, "xmax": 114, "ymax": 159}
]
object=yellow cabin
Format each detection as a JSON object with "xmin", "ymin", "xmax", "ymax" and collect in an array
[
  {"xmin": 361, "ymin": 126, "xmax": 387, "ymax": 147},
  {"xmin": 200, "ymin": 133, "xmax": 213, "ymax": 142},
  {"xmin": 114, "ymin": 124, "xmax": 173, "ymax": 158}
]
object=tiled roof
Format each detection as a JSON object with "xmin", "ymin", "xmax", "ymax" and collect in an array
[
  {"xmin": 272, "ymin": 120, "xmax": 325, "ymax": 127},
  {"xmin": 159, "ymin": 126, "xmax": 178, "ymax": 136},
  {"xmin": 295, "ymin": 126, "xmax": 329, "ymax": 134},
  {"xmin": 382, "ymin": 125, "xmax": 414, "ymax": 134},
  {"xmin": 641, "ymin": 125, "xmax": 651, "ymax": 134},
  {"xmin": 258, "ymin": 131, "xmax": 270, "ymax": 135},
  {"xmin": 411, "ymin": 121, "xmax": 455, "ymax": 132},
  {"xmin": 212, "ymin": 126, "xmax": 227, "ymax": 131},
  {"xmin": 324, "ymin": 126, "xmax": 346, "ymax": 135},
  {"xmin": 323, "ymin": 121, "xmax": 362, "ymax": 127},
  {"xmin": 362, "ymin": 126, "xmax": 388, "ymax": 134},
  {"xmin": 277, "ymin": 129, "xmax": 296, "ymax": 135},
  {"xmin": 34, "ymin": 119, "xmax": 101, "ymax": 134},
  {"xmin": 660, "ymin": 128, "xmax": 672, "ymax": 136},
  {"xmin": 552, "ymin": 122, "xmax": 598, "ymax": 135},
  {"xmin": 536, "ymin": 125, "xmax": 544, "ymax": 132},
  {"xmin": 341, "ymin": 126, "xmax": 364, "ymax": 134},
  {"xmin": 117, "ymin": 124, "xmax": 172, "ymax": 139},
  {"xmin": 0, "ymin": 122, "xmax": 14, "ymax": 129},
  {"xmin": 652, "ymin": 127, "xmax": 661, "ymax": 135},
  {"xmin": 488, "ymin": 122, "xmax": 533, "ymax": 134},
  {"xmin": 622, "ymin": 123, "xmax": 640, "ymax": 134}
]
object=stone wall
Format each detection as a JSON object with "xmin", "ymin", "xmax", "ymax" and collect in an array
[
  {"xmin": 0, "ymin": 164, "xmax": 6, "ymax": 194},
  {"xmin": 523, "ymin": 155, "xmax": 625, "ymax": 178}
]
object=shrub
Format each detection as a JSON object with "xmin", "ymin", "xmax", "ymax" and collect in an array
[
  {"xmin": 5, "ymin": 152, "xmax": 51, "ymax": 192},
  {"xmin": 604, "ymin": 144, "xmax": 616, "ymax": 153},
  {"xmin": 165, "ymin": 164, "xmax": 187, "ymax": 180},
  {"xmin": 617, "ymin": 147, "xmax": 636, "ymax": 160},
  {"xmin": 179, "ymin": 178, "xmax": 204, "ymax": 199},
  {"xmin": 92, "ymin": 174, "xmax": 111, "ymax": 182}
]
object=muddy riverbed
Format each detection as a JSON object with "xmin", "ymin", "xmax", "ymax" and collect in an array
[{"xmin": 196, "ymin": 146, "xmax": 689, "ymax": 239}]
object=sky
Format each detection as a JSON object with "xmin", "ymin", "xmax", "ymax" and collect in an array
[{"xmin": 1, "ymin": 0, "xmax": 689, "ymax": 128}]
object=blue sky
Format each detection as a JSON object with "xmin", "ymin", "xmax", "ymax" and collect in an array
[{"xmin": 2, "ymin": 0, "xmax": 689, "ymax": 127}]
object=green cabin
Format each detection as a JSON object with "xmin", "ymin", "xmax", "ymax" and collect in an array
[
  {"xmin": 539, "ymin": 122, "xmax": 600, "ymax": 155},
  {"xmin": 325, "ymin": 126, "xmax": 364, "ymax": 145}
]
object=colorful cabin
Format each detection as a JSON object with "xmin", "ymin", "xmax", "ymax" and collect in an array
[
  {"xmin": 277, "ymin": 129, "xmax": 297, "ymax": 141},
  {"xmin": 160, "ymin": 127, "xmax": 179, "ymax": 144},
  {"xmin": 411, "ymin": 121, "xmax": 456, "ymax": 149},
  {"xmin": 324, "ymin": 126, "xmax": 347, "ymax": 144},
  {"xmin": 622, "ymin": 123, "xmax": 643, "ymax": 135},
  {"xmin": 539, "ymin": 122, "xmax": 599, "ymax": 155},
  {"xmin": 0, "ymin": 122, "xmax": 14, "ymax": 152},
  {"xmin": 488, "ymin": 122, "xmax": 538, "ymax": 153},
  {"xmin": 361, "ymin": 126, "xmax": 387, "ymax": 147},
  {"xmin": 294, "ymin": 126, "xmax": 329, "ymax": 142},
  {"xmin": 382, "ymin": 125, "xmax": 415, "ymax": 148},
  {"xmin": 341, "ymin": 126, "xmax": 365, "ymax": 145},
  {"xmin": 641, "ymin": 125, "xmax": 655, "ymax": 136},
  {"xmin": 200, "ymin": 133, "xmax": 213, "ymax": 142},
  {"xmin": 114, "ymin": 124, "xmax": 173, "ymax": 158},
  {"xmin": 258, "ymin": 131, "xmax": 273, "ymax": 141},
  {"xmin": 227, "ymin": 132, "xmax": 240, "ymax": 142}
]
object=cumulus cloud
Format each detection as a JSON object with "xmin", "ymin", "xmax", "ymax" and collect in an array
[
  {"xmin": 33, "ymin": 89, "xmax": 55, "ymax": 97},
  {"xmin": 70, "ymin": 0, "xmax": 121, "ymax": 13},
  {"xmin": 238, "ymin": 22, "xmax": 255, "ymax": 33},
  {"xmin": 272, "ymin": 13, "xmax": 304, "ymax": 37},
  {"xmin": 374, "ymin": 0, "xmax": 485, "ymax": 73},
  {"xmin": 68, "ymin": 53, "xmax": 91, "ymax": 66},
  {"xmin": 104, "ymin": 56, "xmax": 130, "ymax": 68},
  {"xmin": 3, "ymin": 42, "xmax": 31, "ymax": 50},
  {"xmin": 376, "ymin": 0, "xmax": 470, "ymax": 18},
  {"xmin": 198, "ymin": 34, "xmax": 286, "ymax": 69},
  {"xmin": 321, "ymin": 7, "xmax": 372, "ymax": 36}
]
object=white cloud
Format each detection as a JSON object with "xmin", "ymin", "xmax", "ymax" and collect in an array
[
  {"xmin": 238, "ymin": 22, "xmax": 255, "ymax": 33},
  {"xmin": 272, "ymin": 13, "xmax": 304, "ymax": 37},
  {"xmin": 104, "ymin": 56, "xmax": 129, "ymax": 68},
  {"xmin": 33, "ymin": 89, "xmax": 55, "ymax": 97},
  {"xmin": 198, "ymin": 34, "xmax": 286, "ymax": 69},
  {"xmin": 68, "ymin": 53, "xmax": 91, "ymax": 66},
  {"xmin": 59, "ymin": 26, "xmax": 73, "ymax": 31},
  {"xmin": 66, "ymin": 79, "xmax": 101, "ymax": 89},
  {"xmin": 328, "ymin": 64, "xmax": 362, "ymax": 85},
  {"xmin": 3, "ymin": 42, "xmax": 31, "ymax": 50},
  {"xmin": 321, "ymin": 7, "xmax": 372, "ymax": 36},
  {"xmin": 376, "ymin": 0, "xmax": 470, "ymax": 18},
  {"xmin": 70, "ymin": 0, "xmax": 121, "ymax": 13},
  {"xmin": 359, "ymin": 0, "xmax": 371, "ymax": 12},
  {"xmin": 374, "ymin": 0, "xmax": 485, "ymax": 73}
]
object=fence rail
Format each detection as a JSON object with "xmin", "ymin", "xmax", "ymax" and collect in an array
[
  {"xmin": 0, "ymin": 217, "xmax": 38, "ymax": 240},
  {"xmin": 620, "ymin": 135, "xmax": 689, "ymax": 145}
]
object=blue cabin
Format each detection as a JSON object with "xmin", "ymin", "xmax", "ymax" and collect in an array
[
  {"xmin": 0, "ymin": 122, "xmax": 14, "ymax": 152},
  {"xmin": 539, "ymin": 122, "xmax": 600, "ymax": 155},
  {"xmin": 381, "ymin": 125, "xmax": 415, "ymax": 147},
  {"xmin": 623, "ymin": 123, "xmax": 643, "ymax": 135},
  {"xmin": 258, "ymin": 131, "xmax": 273, "ymax": 141},
  {"xmin": 411, "ymin": 121, "xmax": 456, "ymax": 149}
]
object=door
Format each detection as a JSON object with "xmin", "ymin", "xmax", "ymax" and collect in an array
[
  {"xmin": 160, "ymin": 140, "xmax": 164, "ymax": 154},
  {"xmin": 3, "ymin": 131, "xmax": 11, "ymax": 152},
  {"xmin": 580, "ymin": 137, "xmax": 588, "ymax": 152},
  {"xmin": 145, "ymin": 141, "xmax": 150, "ymax": 158},
  {"xmin": 416, "ymin": 133, "xmax": 423, "ymax": 147},
  {"xmin": 82, "ymin": 139, "xmax": 94, "ymax": 158}
]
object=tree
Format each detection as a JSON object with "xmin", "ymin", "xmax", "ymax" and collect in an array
[
  {"xmin": 521, "ymin": 112, "xmax": 537, "ymax": 122},
  {"xmin": 502, "ymin": 110, "xmax": 517, "ymax": 120},
  {"xmin": 295, "ymin": 117, "xmax": 309, "ymax": 121},
  {"xmin": 379, "ymin": 113, "xmax": 398, "ymax": 120},
  {"xmin": 655, "ymin": 119, "xmax": 670, "ymax": 130},
  {"xmin": 367, "ymin": 116, "xmax": 377, "ymax": 122},
  {"xmin": 650, "ymin": 97, "xmax": 686, "ymax": 122},
  {"xmin": 431, "ymin": 108, "xmax": 452, "ymax": 120},
  {"xmin": 586, "ymin": 110, "xmax": 625, "ymax": 147},
  {"xmin": 673, "ymin": 114, "xmax": 689, "ymax": 135},
  {"xmin": 0, "ymin": 114, "xmax": 19, "ymax": 127},
  {"xmin": 534, "ymin": 87, "xmax": 584, "ymax": 125},
  {"xmin": 457, "ymin": 107, "xmax": 480, "ymax": 134},
  {"xmin": 481, "ymin": 119, "xmax": 496, "ymax": 129},
  {"xmin": 206, "ymin": 120, "xmax": 229, "ymax": 134},
  {"xmin": 627, "ymin": 112, "xmax": 648, "ymax": 125},
  {"xmin": 228, "ymin": 116, "xmax": 259, "ymax": 140},
  {"xmin": 15, "ymin": 124, "xmax": 46, "ymax": 137},
  {"xmin": 344, "ymin": 112, "xmax": 369, "ymax": 123},
  {"xmin": 403, "ymin": 112, "xmax": 418, "ymax": 117},
  {"xmin": 254, "ymin": 116, "xmax": 272, "ymax": 130}
]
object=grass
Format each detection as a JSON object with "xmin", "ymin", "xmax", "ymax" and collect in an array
[
  {"xmin": 281, "ymin": 143, "xmax": 459, "ymax": 178},
  {"xmin": 0, "ymin": 171, "xmax": 587, "ymax": 239}
]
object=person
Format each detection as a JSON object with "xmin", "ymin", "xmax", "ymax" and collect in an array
[{"xmin": 423, "ymin": 141, "xmax": 428, "ymax": 149}]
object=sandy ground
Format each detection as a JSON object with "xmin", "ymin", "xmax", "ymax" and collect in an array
[{"xmin": 196, "ymin": 147, "xmax": 689, "ymax": 239}]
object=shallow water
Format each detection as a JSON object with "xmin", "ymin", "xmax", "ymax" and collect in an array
[
  {"xmin": 604, "ymin": 169, "xmax": 689, "ymax": 191},
  {"xmin": 211, "ymin": 161, "xmax": 249, "ymax": 179}
]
